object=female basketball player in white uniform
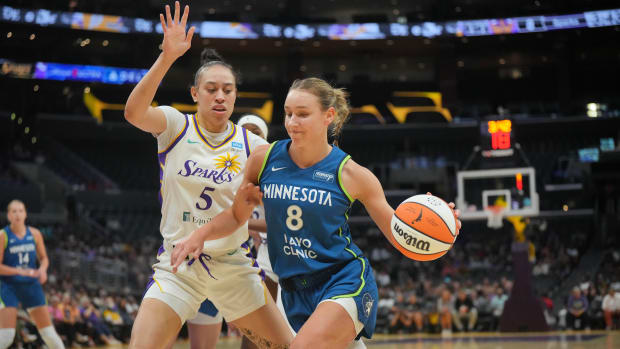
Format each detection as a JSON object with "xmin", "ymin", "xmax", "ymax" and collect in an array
[
  {"xmin": 0, "ymin": 200, "xmax": 65, "ymax": 349},
  {"xmin": 171, "ymin": 77, "xmax": 461, "ymax": 349},
  {"xmin": 124, "ymin": 3, "xmax": 292, "ymax": 348},
  {"xmin": 166, "ymin": 115, "xmax": 283, "ymax": 349}
]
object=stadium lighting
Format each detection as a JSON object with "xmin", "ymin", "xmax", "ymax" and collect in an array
[{"xmin": 587, "ymin": 103, "xmax": 600, "ymax": 118}]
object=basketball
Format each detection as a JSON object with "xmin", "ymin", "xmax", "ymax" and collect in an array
[{"xmin": 390, "ymin": 195, "xmax": 458, "ymax": 261}]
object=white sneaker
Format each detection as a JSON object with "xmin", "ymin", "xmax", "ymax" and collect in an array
[{"xmin": 441, "ymin": 329, "xmax": 452, "ymax": 337}]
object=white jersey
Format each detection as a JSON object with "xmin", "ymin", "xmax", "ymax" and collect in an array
[
  {"xmin": 252, "ymin": 204, "xmax": 278, "ymax": 281},
  {"xmin": 156, "ymin": 106, "xmax": 267, "ymax": 255}
]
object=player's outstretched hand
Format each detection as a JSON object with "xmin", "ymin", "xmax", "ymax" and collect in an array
[
  {"xmin": 160, "ymin": 1, "xmax": 196, "ymax": 62},
  {"xmin": 426, "ymin": 192, "xmax": 462, "ymax": 234},
  {"xmin": 170, "ymin": 233, "xmax": 203, "ymax": 273}
]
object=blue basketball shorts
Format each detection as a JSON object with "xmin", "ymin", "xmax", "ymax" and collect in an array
[
  {"xmin": 0, "ymin": 280, "xmax": 47, "ymax": 309},
  {"xmin": 280, "ymin": 256, "xmax": 378, "ymax": 339}
]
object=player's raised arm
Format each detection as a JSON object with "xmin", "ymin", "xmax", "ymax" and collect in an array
[
  {"xmin": 124, "ymin": 1, "xmax": 195, "ymax": 134},
  {"xmin": 170, "ymin": 144, "xmax": 269, "ymax": 271}
]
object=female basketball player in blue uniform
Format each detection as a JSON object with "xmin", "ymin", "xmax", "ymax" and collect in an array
[
  {"xmin": 0, "ymin": 200, "xmax": 65, "ymax": 349},
  {"xmin": 171, "ymin": 78, "xmax": 461, "ymax": 348},
  {"xmin": 124, "ymin": 2, "xmax": 292, "ymax": 349}
]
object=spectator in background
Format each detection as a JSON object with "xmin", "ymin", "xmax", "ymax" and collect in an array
[
  {"xmin": 540, "ymin": 292, "xmax": 556, "ymax": 328},
  {"xmin": 79, "ymin": 298, "xmax": 120, "ymax": 345},
  {"xmin": 375, "ymin": 267, "xmax": 391, "ymax": 288},
  {"xmin": 58, "ymin": 293, "xmax": 80, "ymax": 348},
  {"xmin": 602, "ymin": 288, "xmax": 619, "ymax": 330},
  {"xmin": 567, "ymin": 286, "xmax": 589, "ymax": 330},
  {"xmin": 452, "ymin": 290, "xmax": 478, "ymax": 332},
  {"xmin": 118, "ymin": 297, "xmax": 135, "ymax": 328},
  {"xmin": 473, "ymin": 289, "xmax": 493, "ymax": 331},
  {"xmin": 491, "ymin": 287, "xmax": 508, "ymax": 330},
  {"xmin": 404, "ymin": 294, "xmax": 424, "ymax": 333},
  {"xmin": 102, "ymin": 296, "xmax": 128, "ymax": 342},
  {"xmin": 388, "ymin": 292, "xmax": 408, "ymax": 334},
  {"xmin": 586, "ymin": 287, "xmax": 604, "ymax": 329},
  {"xmin": 437, "ymin": 289, "xmax": 454, "ymax": 336}
]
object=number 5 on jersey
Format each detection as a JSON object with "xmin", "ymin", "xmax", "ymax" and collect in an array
[
  {"xmin": 286, "ymin": 205, "xmax": 303, "ymax": 231},
  {"xmin": 196, "ymin": 186, "xmax": 215, "ymax": 210}
]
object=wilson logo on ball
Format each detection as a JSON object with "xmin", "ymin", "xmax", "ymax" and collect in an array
[
  {"xmin": 392, "ymin": 222, "xmax": 431, "ymax": 252},
  {"xmin": 390, "ymin": 194, "xmax": 458, "ymax": 261}
]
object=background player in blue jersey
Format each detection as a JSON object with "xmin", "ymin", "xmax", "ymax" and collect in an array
[
  {"xmin": 124, "ymin": 3, "xmax": 292, "ymax": 349},
  {"xmin": 172, "ymin": 77, "xmax": 462, "ymax": 348},
  {"xmin": 0, "ymin": 200, "xmax": 65, "ymax": 349}
]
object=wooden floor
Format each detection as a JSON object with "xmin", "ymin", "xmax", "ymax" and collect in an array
[{"xmin": 137, "ymin": 331, "xmax": 618, "ymax": 348}]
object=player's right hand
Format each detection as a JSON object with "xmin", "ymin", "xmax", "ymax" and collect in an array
[
  {"xmin": 159, "ymin": 1, "xmax": 196, "ymax": 62},
  {"xmin": 170, "ymin": 233, "xmax": 203, "ymax": 273},
  {"xmin": 19, "ymin": 268, "xmax": 39, "ymax": 278},
  {"xmin": 234, "ymin": 183, "xmax": 263, "ymax": 212}
]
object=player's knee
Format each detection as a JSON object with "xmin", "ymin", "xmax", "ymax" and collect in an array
[{"xmin": 0, "ymin": 328, "xmax": 16, "ymax": 349}]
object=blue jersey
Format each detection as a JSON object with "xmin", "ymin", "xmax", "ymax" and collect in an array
[
  {"xmin": 1, "ymin": 226, "xmax": 38, "ymax": 283},
  {"xmin": 258, "ymin": 140, "xmax": 363, "ymax": 279}
]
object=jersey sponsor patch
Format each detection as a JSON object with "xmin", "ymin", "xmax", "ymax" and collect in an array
[
  {"xmin": 231, "ymin": 141, "xmax": 243, "ymax": 150},
  {"xmin": 181, "ymin": 211, "xmax": 212, "ymax": 226},
  {"xmin": 312, "ymin": 170, "xmax": 335, "ymax": 183}
]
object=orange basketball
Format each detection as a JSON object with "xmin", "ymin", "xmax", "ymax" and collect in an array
[{"xmin": 390, "ymin": 195, "xmax": 458, "ymax": 261}]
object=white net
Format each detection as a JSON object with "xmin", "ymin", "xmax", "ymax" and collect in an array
[{"xmin": 485, "ymin": 206, "xmax": 505, "ymax": 229}]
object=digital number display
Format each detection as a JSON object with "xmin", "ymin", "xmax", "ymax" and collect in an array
[{"xmin": 487, "ymin": 120, "xmax": 512, "ymax": 150}]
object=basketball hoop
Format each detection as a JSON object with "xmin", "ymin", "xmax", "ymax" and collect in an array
[{"xmin": 485, "ymin": 205, "xmax": 506, "ymax": 229}]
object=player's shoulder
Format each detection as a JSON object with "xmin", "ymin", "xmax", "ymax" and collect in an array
[
  {"xmin": 341, "ymin": 158, "xmax": 379, "ymax": 200},
  {"xmin": 249, "ymin": 143, "xmax": 272, "ymax": 161},
  {"xmin": 156, "ymin": 105, "xmax": 186, "ymax": 118},
  {"xmin": 29, "ymin": 226, "xmax": 43, "ymax": 238},
  {"xmin": 342, "ymin": 157, "xmax": 372, "ymax": 178}
]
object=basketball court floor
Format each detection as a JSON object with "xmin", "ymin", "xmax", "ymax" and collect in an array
[{"xmin": 146, "ymin": 331, "xmax": 618, "ymax": 349}]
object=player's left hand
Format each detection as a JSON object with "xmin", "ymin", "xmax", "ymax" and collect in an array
[
  {"xmin": 38, "ymin": 268, "xmax": 47, "ymax": 285},
  {"xmin": 170, "ymin": 233, "xmax": 203, "ymax": 273},
  {"xmin": 427, "ymin": 192, "xmax": 462, "ymax": 234},
  {"xmin": 159, "ymin": 1, "xmax": 196, "ymax": 62}
]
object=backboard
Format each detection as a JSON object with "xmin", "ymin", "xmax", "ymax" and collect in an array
[{"xmin": 456, "ymin": 167, "xmax": 539, "ymax": 221}]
